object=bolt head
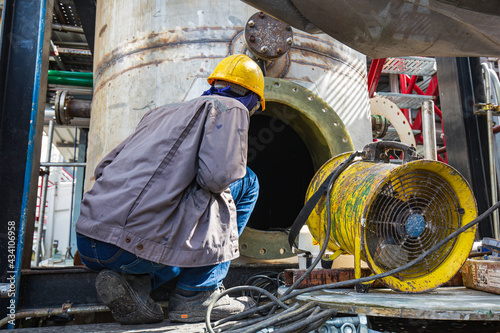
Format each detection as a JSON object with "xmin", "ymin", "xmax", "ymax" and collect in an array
[
  {"xmin": 258, "ymin": 12, "xmax": 265, "ymax": 18},
  {"xmin": 260, "ymin": 46, "xmax": 268, "ymax": 53},
  {"xmin": 249, "ymin": 35, "xmax": 255, "ymax": 42},
  {"xmin": 248, "ymin": 20, "xmax": 254, "ymax": 27},
  {"xmin": 277, "ymin": 48, "xmax": 283, "ymax": 54},
  {"xmin": 286, "ymin": 37, "xmax": 293, "ymax": 45}
]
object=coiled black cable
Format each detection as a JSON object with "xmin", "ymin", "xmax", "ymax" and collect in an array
[{"xmin": 244, "ymin": 271, "xmax": 285, "ymax": 315}]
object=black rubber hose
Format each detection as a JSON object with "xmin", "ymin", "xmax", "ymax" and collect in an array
[
  {"xmin": 206, "ymin": 286, "xmax": 290, "ymax": 332},
  {"xmin": 216, "ymin": 303, "xmax": 302, "ymax": 333},
  {"xmin": 227, "ymin": 302, "xmax": 319, "ymax": 333},
  {"xmin": 274, "ymin": 305, "xmax": 321, "ymax": 327},
  {"xmin": 273, "ymin": 309, "xmax": 338, "ymax": 333},
  {"xmin": 282, "ymin": 151, "xmax": 362, "ymax": 298}
]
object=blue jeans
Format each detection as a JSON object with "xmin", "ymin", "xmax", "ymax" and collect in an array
[{"xmin": 77, "ymin": 167, "xmax": 259, "ymax": 291}]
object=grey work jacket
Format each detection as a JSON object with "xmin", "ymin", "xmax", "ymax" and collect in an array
[{"xmin": 76, "ymin": 96, "xmax": 249, "ymax": 267}]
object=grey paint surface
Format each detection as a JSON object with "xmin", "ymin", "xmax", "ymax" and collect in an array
[{"xmin": 243, "ymin": 0, "xmax": 500, "ymax": 58}]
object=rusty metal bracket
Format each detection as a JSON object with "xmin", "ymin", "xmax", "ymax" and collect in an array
[
  {"xmin": 361, "ymin": 141, "xmax": 420, "ymax": 164},
  {"xmin": 482, "ymin": 238, "xmax": 500, "ymax": 261},
  {"xmin": 473, "ymin": 103, "xmax": 500, "ymax": 116}
]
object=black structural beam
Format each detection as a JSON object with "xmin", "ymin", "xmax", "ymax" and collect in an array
[
  {"xmin": 0, "ymin": 0, "xmax": 54, "ymax": 319},
  {"xmin": 436, "ymin": 57, "xmax": 494, "ymax": 238}
]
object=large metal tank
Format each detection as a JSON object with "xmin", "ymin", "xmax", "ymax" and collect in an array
[{"xmin": 89, "ymin": 0, "xmax": 371, "ymax": 259}]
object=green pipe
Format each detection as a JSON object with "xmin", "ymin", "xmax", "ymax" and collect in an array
[
  {"xmin": 47, "ymin": 76, "xmax": 93, "ymax": 87},
  {"xmin": 47, "ymin": 70, "xmax": 93, "ymax": 87},
  {"xmin": 48, "ymin": 70, "xmax": 93, "ymax": 79}
]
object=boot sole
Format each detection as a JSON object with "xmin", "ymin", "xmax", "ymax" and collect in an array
[{"xmin": 96, "ymin": 270, "xmax": 163, "ymax": 325}]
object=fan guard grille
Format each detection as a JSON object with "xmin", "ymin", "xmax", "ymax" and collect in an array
[{"xmin": 365, "ymin": 170, "xmax": 462, "ymax": 279}]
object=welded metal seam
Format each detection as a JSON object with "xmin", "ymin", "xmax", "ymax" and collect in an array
[
  {"xmin": 93, "ymin": 53, "xmax": 224, "ymax": 97},
  {"xmin": 94, "ymin": 27, "xmax": 243, "ymax": 79}
]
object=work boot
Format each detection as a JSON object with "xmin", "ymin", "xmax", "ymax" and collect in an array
[
  {"xmin": 168, "ymin": 286, "xmax": 255, "ymax": 323},
  {"xmin": 95, "ymin": 269, "xmax": 164, "ymax": 325}
]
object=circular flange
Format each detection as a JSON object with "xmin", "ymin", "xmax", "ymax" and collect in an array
[
  {"xmin": 370, "ymin": 96, "xmax": 416, "ymax": 147},
  {"xmin": 55, "ymin": 90, "xmax": 70, "ymax": 125},
  {"xmin": 239, "ymin": 77, "xmax": 353, "ymax": 259},
  {"xmin": 229, "ymin": 30, "xmax": 291, "ymax": 78},
  {"xmin": 244, "ymin": 12, "xmax": 293, "ymax": 61}
]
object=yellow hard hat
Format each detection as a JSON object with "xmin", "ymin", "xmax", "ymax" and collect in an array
[{"xmin": 208, "ymin": 54, "xmax": 265, "ymax": 110}]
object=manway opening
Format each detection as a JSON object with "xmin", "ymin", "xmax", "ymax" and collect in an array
[
  {"xmin": 238, "ymin": 79, "xmax": 353, "ymax": 259},
  {"xmin": 246, "ymin": 109, "xmax": 315, "ymax": 232}
]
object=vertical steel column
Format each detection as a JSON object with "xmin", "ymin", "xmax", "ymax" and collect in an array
[
  {"xmin": 69, "ymin": 129, "xmax": 88, "ymax": 258},
  {"xmin": 482, "ymin": 63, "xmax": 499, "ymax": 239},
  {"xmin": 0, "ymin": 0, "xmax": 53, "ymax": 323},
  {"xmin": 436, "ymin": 57, "xmax": 493, "ymax": 238},
  {"xmin": 422, "ymin": 100, "xmax": 437, "ymax": 160},
  {"xmin": 34, "ymin": 120, "xmax": 54, "ymax": 266}
]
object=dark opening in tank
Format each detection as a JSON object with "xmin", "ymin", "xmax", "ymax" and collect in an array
[{"xmin": 246, "ymin": 109, "xmax": 315, "ymax": 231}]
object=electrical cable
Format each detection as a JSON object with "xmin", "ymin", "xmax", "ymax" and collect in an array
[
  {"xmin": 206, "ymin": 149, "xmax": 500, "ymax": 333},
  {"xmin": 228, "ymin": 303, "xmax": 318, "ymax": 333},
  {"xmin": 213, "ymin": 303, "xmax": 304, "ymax": 333},
  {"xmin": 244, "ymin": 272, "xmax": 285, "ymax": 316},
  {"xmin": 205, "ymin": 286, "xmax": 289, "ymax": 332},
  {"xmin": 274, "ymin": 309, "xmax": 337, "ymax": 333},
  {"xmin": 282, "ymin": 151, "xmax": 363, "ymax": 298}
]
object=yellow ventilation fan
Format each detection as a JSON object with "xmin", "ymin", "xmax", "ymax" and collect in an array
[{"xmin": 306, "ymin": 142, "xmax": 477, "ymax": 293}]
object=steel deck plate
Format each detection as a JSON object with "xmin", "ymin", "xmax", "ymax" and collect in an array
[
  {"xmin": 376, "ymin": 92, "xmax": 434, "ymax": 109},
  {"xmin": 382, "ymin": 57, "xmax": 437, "ymax": 76},
  {"xmin": 285, "ymin": 286, "xmax": 500, "ymax": 321}
]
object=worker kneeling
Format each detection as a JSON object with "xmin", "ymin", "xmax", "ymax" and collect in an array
[{"xmin": 75, "ymin": 54, "xmax": 264, "ymax": 324}]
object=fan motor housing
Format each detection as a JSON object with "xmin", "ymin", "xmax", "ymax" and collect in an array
[{"xmin": 306, "ymin": 152, "xmax": 477, "ymax": 293}]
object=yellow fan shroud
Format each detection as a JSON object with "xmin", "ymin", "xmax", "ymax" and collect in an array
[{"xmin": 306, "ymin": 152, "xmax": 477, "ymax": 293}]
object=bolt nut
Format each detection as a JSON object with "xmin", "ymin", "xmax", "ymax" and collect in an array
[
  {"xmin": 260, "ymin": 46, "xmax": 268, "ymax": 53},
  {"xmin": 248, "ymin": 20, "xmax": 254, "ymax": 27},
  {"xmin": 258, "ymin": 12, "xmax": 265, "ymax": 18},
  {"xmin": 286, "ymin": 37, "xmax": 293, "ymax": 45},
  {"xmin": 277, "ymin": 47, "xmax": 283, "ymax": 54},
  {"xmin": 249, "ymin": 35, "xmax": 255, "ymax": 42}
]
